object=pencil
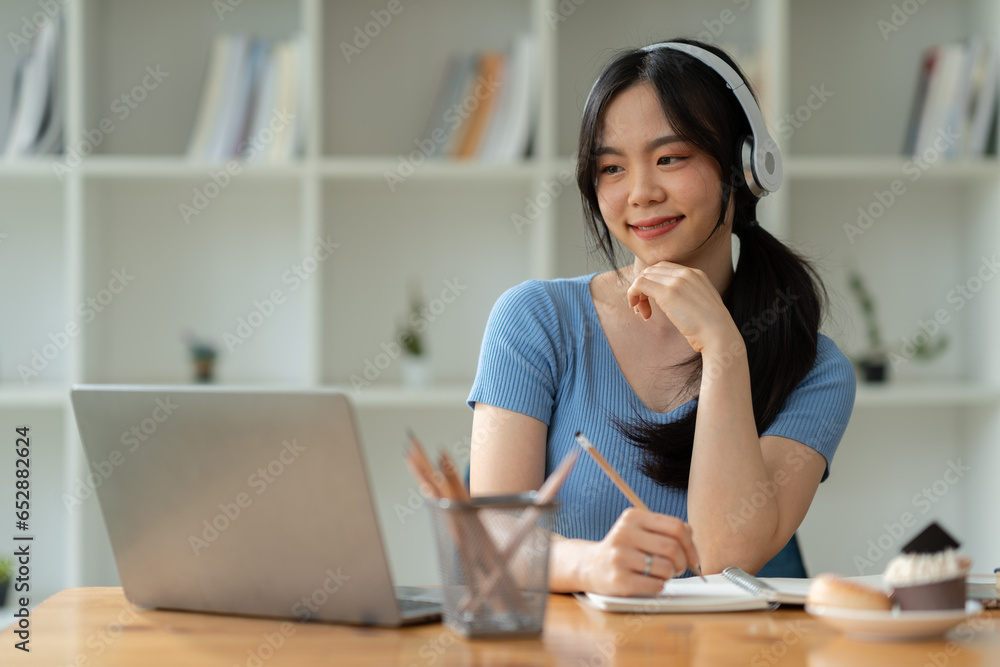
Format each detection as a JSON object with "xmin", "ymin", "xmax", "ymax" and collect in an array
[{"xmin": 574, "ymin": 431, "xmax": 708, "ymax": 583}]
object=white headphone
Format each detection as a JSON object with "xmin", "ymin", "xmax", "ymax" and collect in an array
[{"xmin": 587, "ymin": 42, "xmax": 783, "ymax": 198}]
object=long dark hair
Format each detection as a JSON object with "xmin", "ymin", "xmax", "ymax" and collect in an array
[{"xmin": 577, "ymin": 38, "xmax": 826, "ymax": 490}]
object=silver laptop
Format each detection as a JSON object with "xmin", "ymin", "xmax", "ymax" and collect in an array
[{"xmin": 69, "ymin": 384, "xmax": 441, "ymax": 626}]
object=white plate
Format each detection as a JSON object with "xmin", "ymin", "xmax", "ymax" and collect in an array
[{"xmin": 805, "ymin": 600, "xmax": 983, "ymax": 641}]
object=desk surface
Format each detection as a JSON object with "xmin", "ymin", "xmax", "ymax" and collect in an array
[{"xmin": 2, "ymin": 587, "xmax": 999, "ymax": 666}]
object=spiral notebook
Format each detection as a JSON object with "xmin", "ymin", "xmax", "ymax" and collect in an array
[{"xmin": 578, "ymin": 568, "xmax": 811, "ymax": 613}]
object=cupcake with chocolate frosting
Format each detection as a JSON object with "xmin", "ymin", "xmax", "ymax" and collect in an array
[{"xmin": 883, "ymin": 523, "xmax": 971, "ymax": 611}]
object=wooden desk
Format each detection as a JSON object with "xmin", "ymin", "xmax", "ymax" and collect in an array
[{"xmin": 3, "ymin": 588, "xmax": 999, "ymax": 666}]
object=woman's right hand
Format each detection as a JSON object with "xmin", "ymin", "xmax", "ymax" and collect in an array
[{"xmin": 579, "ymin": 508, "xmax": 702, "ymax": 597}]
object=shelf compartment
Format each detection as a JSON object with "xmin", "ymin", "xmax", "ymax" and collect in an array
[
  {"xmin": 788, "ymin": 0, "xmax": 992, "ymax": 157},
  {"xmin": 792, "ymin": 180, "xmax": 973, "ymax": 383},
  {"xmin": 554, "ymin": 0, "xmax": 768, "ymax": 157},
  {"xmin": 855, "ymin": 381, "xmax": 1000, "ymax": 407},
  {"xmin": 320, "ymin": 178, "xmax": 534, "ymax": 388},
  {"xmin": 79, "ymin": 178, "xmax": 309, "ymax": 384},
  {"xmin": 322, "ymin": 0, "xmax": 532, "ymax": 157},
  {"xmin": 0, "ymin": 180, "xmax": 68, "ymax": 385},
  {"xmin": 81, "ymin": 0, "xmax": 303, "ymax": 156}
]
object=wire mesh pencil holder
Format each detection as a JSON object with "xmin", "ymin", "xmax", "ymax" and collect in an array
[{"xmin": 429, "ymin": 493, "xmax": 558, "ymax": 638}]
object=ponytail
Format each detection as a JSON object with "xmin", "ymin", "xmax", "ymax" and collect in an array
[{"xmin": 611, "ymin": 222, "xmax": 826, "ymax": 490}]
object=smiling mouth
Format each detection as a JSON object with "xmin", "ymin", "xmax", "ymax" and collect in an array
[{"xmin": 632, "ymin": 216, "xmax": 683, "ymax": 230}]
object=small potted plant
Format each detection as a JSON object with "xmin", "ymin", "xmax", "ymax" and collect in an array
[
  {"xmin": 848, "ymin": 270, "xmax": 888, "ymax": 383},
  {"xmin": 397, "ymin": 286, "xmax": 431, "ymax": 388},
  {"xmin": 848, "ymin": 270, "xmax": 949, "ymax": 383},
  {"xmin": 183, "ymin": 332, "xmax": 219, "ymax": 383},
  {"xmin": 0, "ymin": 554, "xmax": 13, "ymax": 607}
]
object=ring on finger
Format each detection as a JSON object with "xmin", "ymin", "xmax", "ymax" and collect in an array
[{"xmin": 643, "ymin": 553, "xmax": 653, "ymax": 577}]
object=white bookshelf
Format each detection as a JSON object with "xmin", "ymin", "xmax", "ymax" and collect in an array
[{"xmin": 1, "ymin": 0, "xmax": 998, "ymax": 599}]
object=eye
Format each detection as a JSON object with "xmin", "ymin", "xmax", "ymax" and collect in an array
[
  {"xmin": 657, "ymin": 156, "xmax": 686, "ymax": 166},
  {"xmin": 599, "ymin": 164, "xmax": 623, "ymax": 175}
]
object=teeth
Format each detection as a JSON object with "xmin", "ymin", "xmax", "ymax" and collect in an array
[{"xmin": 637, "ymin": 217, "xmax": 681, "ymax": 230}]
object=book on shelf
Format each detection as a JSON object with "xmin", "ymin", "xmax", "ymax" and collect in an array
[
  {"xmin": 187, "ymin": 33, "xmax": 306, "ymax": 163},
  {"xmin": 1, "ymin": 11, "xmax": 64, "ymax": 160},
  {"xmin": 419, "ymin": 33, "xmax": 539, "ymax": 163},
  {"xmin": 480, "ymin": 32, "xmax": 539, "ymax": 163},
  {"xmin": 904, "ymin": 37, "xmax": 999, "ymax": 159},
  {"xmin": 453, "ymin": 51, "xmax": 505, "ymax": 159}
]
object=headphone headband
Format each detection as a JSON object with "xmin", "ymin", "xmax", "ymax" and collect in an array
[{"xmin": 587, "ymin": 42, "xmax": 782, "ymax": 197}]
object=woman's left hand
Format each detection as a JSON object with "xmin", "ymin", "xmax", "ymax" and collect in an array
[{"xmin": 627, "ymin": 262, "xmax": 740, "ymax": 354}]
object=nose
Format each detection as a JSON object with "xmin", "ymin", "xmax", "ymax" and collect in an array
[{"xmin": 626, "ymin": 165, "xmax": 666, "ymax": 208}]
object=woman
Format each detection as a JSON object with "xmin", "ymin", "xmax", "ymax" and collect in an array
[{"xmin": 467, "ymin": 38, "xmax": 855, "ymax": 597}]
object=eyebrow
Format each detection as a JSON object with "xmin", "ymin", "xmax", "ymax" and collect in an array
[{"xmin": 594, "ymin": 134, "xmax": 685, "ymax": 157}]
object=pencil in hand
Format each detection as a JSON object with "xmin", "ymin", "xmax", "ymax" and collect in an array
[{"xmin": 574, "ymin": 431, "xmax": 707, "ymax": 582}]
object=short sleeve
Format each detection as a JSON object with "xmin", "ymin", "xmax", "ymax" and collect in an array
[
  {"xmin": 761, "ymin": 334, "xmax": 856, "ymax": 481},
  {"xmin": 466, "ymin": 281, "xmax": 562, "ymax": 425}
]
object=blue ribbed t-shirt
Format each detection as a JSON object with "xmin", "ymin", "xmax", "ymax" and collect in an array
[{"xmin": 467, "ymin": 273, "xmax": 856, "ymax": 546}]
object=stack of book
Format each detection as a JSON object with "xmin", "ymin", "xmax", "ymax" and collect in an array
[
  {"xmin": 1, "ymin": 12, "xmax": 64, "ymax": 160},
  {"xmin": 187, "ymin": 33, "xmax": 307, "ymax": 163},
  {"xmin": 420, "ymin": 33, "xmax": 539, "ymax": 162},
  {"xmin": 904, "ymin": 37, "xmax": 999, "ymax": 159}
]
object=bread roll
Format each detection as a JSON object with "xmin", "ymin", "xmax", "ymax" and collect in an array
[{"xmin": 806, "ymin": 574, "xmax": 892, "ymax": 611}]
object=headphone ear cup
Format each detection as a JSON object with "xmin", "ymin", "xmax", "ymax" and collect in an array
[{"xmin": 740, "ymin": 135, "xmax": 763, "ymax": 198}]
